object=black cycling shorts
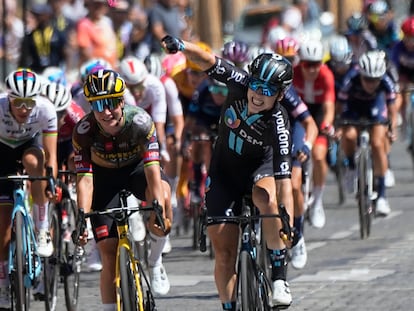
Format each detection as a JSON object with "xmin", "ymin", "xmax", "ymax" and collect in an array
[{"xmin": 90, "ymin": 161, "xmax": 167, "ymax": 242}]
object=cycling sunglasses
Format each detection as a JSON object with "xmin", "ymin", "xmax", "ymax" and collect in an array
[
  {"xmin": 90, "ymin": 97, "xmax": 123, "ymax": 112},
  {"xmin": 11, "ymin": 98, "xmax": 36, "ymax": 110},
  {"xmin": 248, "ymin": 78, "xmax": 279, "ymax": 97},
  {"xmin": 208, "ymin": 85, "xmax": 229, "ymax": 97}
]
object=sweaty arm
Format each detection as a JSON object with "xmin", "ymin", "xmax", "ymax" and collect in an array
[
  {"xmin": 40, "ymin": 103, "xmax": 59, "ymax": 178},
  {"xmin": 134, "ymin": 110, "xmax": 167, "ymax": 214},
  {"xmin": 77, "ymin": 174, "xmax": 93, "ymax": 214},
  {"xmin": 276, "ymin": 178, "xmax": 294, "ymax": 228},
  {"xmin": 301, "ymin": 115, "xmax": 318, "ymax": 148}
]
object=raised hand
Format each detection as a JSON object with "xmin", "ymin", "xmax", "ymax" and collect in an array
[{"xmin": 161, "ymin": 35, "xmax": 185, "ymax": 54}]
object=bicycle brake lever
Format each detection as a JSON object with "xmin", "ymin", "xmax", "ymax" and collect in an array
[
  {"xmin": 153, "ymin": 200, "xmax": 166, "ymax": 232},
  {"xmin": 278, "ymin": 204, "xmax": 293, "ymax": 244}
]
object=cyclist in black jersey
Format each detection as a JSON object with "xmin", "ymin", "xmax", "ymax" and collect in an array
[
  {"xmin": 72, "ymin": 69, "xmax": 173, "ymax": 309},
  {"xmin": 162, "ymin": 35, "xmax": 294, "ymax": 310}
]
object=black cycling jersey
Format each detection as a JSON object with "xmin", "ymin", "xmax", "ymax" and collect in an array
[
  {"xmin": 204, "ymin": 57, "xmax": 292, "ymax": 217},
  {"xmin": 206, "ymin": 57, "xmax": 291, "ymax": 174}
]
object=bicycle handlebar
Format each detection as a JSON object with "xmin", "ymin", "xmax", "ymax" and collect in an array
[
  {"xmin": 199, "ymin": 203, "xmax": 293, "ymax": 252},
  {"xmin": 72, "ymin": 199, "xmax": 165, "ymax": 243},
  {"xmin": 337, "ymin": 119, "xmax": 390, "ymax": 128},
  {"xmin": 0, "ymin": 166, "xmax": 56, "ymax": 196}
]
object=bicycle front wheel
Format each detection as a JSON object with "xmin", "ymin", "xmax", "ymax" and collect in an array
[
  {"xmin": 358, "ymin": 150, "xmax": 372, "ymax": 239},
  {"xmin": 44, "ymin": 206, "xmax": 60, "ymax": 311},
  {"xmin": 12, "ymin": 210, "xmax": 29, "ymax": 311},
  {"xmin": 119, "ymin": 246, "xmax": 144, "ymax": 311},
  {"xmin": 239, "ymin": 251, "xmax": 268, "ymax": 311}
]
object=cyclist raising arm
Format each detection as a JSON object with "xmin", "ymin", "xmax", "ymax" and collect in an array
[
  {"xmin": 162, "ymin": 35, "xmax": 294, "ymax": 310},
  {"xmin": 73, "ymin": 69, "xmax": 173, "ymax": 310}
]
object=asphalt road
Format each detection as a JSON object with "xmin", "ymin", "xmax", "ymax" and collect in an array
[{"xmin": 29, "ymin": 138, "xmax": 414, "ymax": 310}]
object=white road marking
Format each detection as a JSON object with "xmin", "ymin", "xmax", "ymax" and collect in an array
[{"xmin": 292, "ymin": 268, "xmax": 394, "ymax": 282}]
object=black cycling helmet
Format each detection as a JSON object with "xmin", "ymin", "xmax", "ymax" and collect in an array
[
  {"xmin": 83, "ymin": 69, "xmax": 126, "ymax": 101},
  {"xmin": 249, "ymin": 53, "xmax": 293, "ymax": 91}
]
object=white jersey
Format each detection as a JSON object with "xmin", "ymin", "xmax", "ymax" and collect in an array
[
  {"xmin": 124, "ymin": 74, "xmax": 167, "ymax": 123},
  {"xmin": 162, "ymin": 75, "xmax": 183, "ymax": 117},
  {"xmin": 0, "ymin": 94, "xmax": 58, "ymax": 148}
]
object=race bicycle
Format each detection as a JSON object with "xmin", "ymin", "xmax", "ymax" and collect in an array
[
  {"xmin": 339, "ymin": 119, "xmax": 389, "ymax": 239},
  {"xmin": 0, "ymin": 167, "xmax": 55, "ymax": 311},
  {"xmin": 199, "ymin": 196, "xmax": 292, "ymax": 310},
  {"xmin": 186, "ymin": 132, "xmax": 216, "ymax": 251},
  {"xmin": 40, "ymin": 170, "xmax": 81, "ymax": 311},
  {"xmin": 73, "ymin": 189, "xmax": 165, "ymax": 311}
]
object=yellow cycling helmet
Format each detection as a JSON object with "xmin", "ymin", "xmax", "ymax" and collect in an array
[
  {"xmin": 186, "ymin": 41, "xmax": 212, "ymax": 72},
  {"xmin": 83, "ymin": 69, "xmax": 126, "ymax": 101}
]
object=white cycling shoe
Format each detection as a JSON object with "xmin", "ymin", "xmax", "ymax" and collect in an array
[{"xmin": 272, "ymin": 279, "xmax": 292, "ymax": 308}]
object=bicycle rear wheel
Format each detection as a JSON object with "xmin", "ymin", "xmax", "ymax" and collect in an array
[
  {"xmin": 119, "ymin": 246, "xmax": 143, "ymax": 311},
  {"xmin": 44, "ymin": 206, "xmax": 60, "ymax": 311},
  {"xmin": 239, "ymin": 251, "xmax": 269, "ymax": 311},
  {"xmin": 358, "ymin": 151, "xmax": 372, "ymax": 239},
  {"xmin": 62, "ymin": 198, "xmax": 82, "ymax": 311},
  {"xmin": 12, "ymin": 211, "xmax": 29, "ymax": 311}
]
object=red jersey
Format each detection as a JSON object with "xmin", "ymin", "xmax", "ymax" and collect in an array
[
  {"xmin": 293, "ymin": 64, "xmax": 336, "ymax": 105},
  {"xmin": 59, "ymin": 101, "xmax": 85, "ymax": 142}
]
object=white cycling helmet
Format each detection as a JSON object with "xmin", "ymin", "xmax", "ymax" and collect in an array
[
  {"xmin": 299, "ymin": 40, "xmax": 324, "ymax": 62},
  {"xmin": 144, "ymin": 54, "xmax": 164, "ymax": 78},
  {"xmin": 119, "ymin": 56, "xmax": 148, "ymax": 85},
  {"xmin": 329, "ymin": 35, "xmax": 353, "ymax": 64},
  {"xmin": 5, "ymin": 68, "xmax": 42, "ymax": 98},
  {"xmin": 359, "ymin": 50, "xmax": 386, "ymax": 78},
  {"xmin": 42, "ymin": 82, "xmax": 72, "ymax": 112}
]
